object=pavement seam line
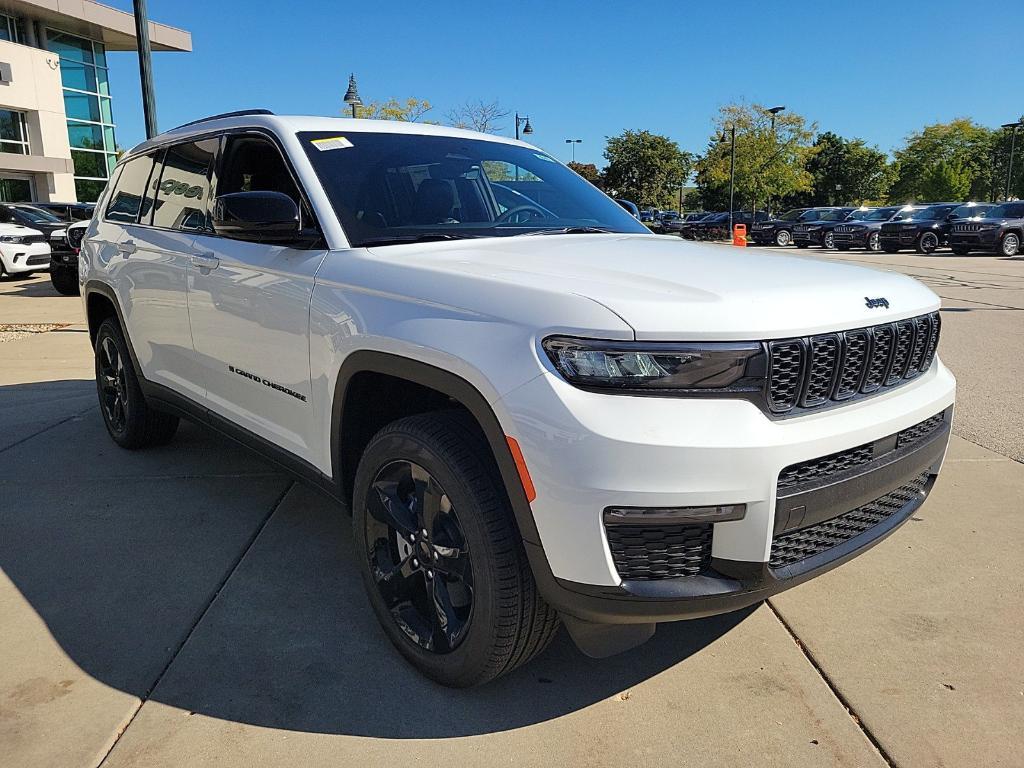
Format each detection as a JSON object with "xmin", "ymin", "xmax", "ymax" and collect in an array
[
  {"xmin": 765, "ymin": 600, "xmax": 898, "ymax": 768},
  {"xmin": 0, "ymin": 403, "xmax": 96, "ymax": 456},
  {"xmin": 93, "ymin": 479, "xmax": 295, "ymax": 768}
]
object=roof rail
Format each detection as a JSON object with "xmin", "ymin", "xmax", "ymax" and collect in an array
[{"xmin": 170, "ymin": 109, "xmax": 275, "ymax": 131}]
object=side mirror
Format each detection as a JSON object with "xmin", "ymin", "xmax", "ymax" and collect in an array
[{"xmin": 212, "ymin": 191, "xmax": 317, "ymax": 244}]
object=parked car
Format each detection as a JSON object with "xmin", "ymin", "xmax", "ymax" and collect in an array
[
  {"xmin": 793, "ymin": 207, "xmax": 857, "ymax": 249},
  {"xmin": 0, "ymin": 223, "xmax": 50, "ymax": 278},
  {"xmin": 878, "ymin": 202, "xmax": 996, "ymax": 254},
  {"xmin": 831, "ymin": 206, "xmax": 915, "ymax": 252},
  {"xmin": 50, "ymin": 220, "xmax": 88, "ymax": 295},
  {"xmin": 749, "ymin": 208, "xmax": 809, "ymax": 247},
  {"xmin": 81, "ymin": 111, "xmax": 956, "ymax": 687},
  {"xmin": 676, "ymin": 212, "xmax": 714, "ymax": 239},
  {"xmin": 948, "ymin": 201, "xmax": 1024, "ymax": 256},
  {"xmin": 652, "ymin": 210, "xmax": 681, "ymax": 233},
  {"xmin": 639, "ymin": 209, "xmax": 656, "ymax": 223},
  {"xmin": 33, "ymin": 202, "xmax": 96, "ymax": 222},
  {"xmin": 0, "ymin": 203, "xmax": 71, "ymax": 254},
  {"xmin": 615, "ymin": 199, "xmax": 640, "ymax": 219}
]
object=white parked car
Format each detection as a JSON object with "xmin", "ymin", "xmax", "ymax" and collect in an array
[
  {"xmin": 80, "ymin": 112, "xmax": 956, "ymax": 687},
  {"xmin": 0, "ymin": 223, "xmax": 51, "ymax": 277}
]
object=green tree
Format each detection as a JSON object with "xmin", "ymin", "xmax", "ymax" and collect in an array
[
  {"xmin": 918, "ymin": 159, "xmax": 972, "ymax": 202},
  {"xmin": 567, "ymin": 161, "xmax": 602, "ymax": 187},
  {"xmin": 693, "ymin": 103, "xmax": 818, "ymax": 212},
  {"xmin": 805, "ymin": 132, "xmax": 894, "ymax": 205},
  {"xmin": 352, "ymin": 97, "xmax": 433, "ymax": 122},
  {"xmin": 890, "ymin": 119, "xmax": 995, "ymax": 202},
  {"xmin": 602, "ymin": 130, "xmax": 692, "ymax": 208}
]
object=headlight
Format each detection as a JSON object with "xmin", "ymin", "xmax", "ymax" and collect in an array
[
  {"xmin": 0, "ymin": 235, "xmax": 26, "ymax": 243},
  {"xmin": 542, "ymin": 336, "xmax": 765, "ymax": 393}
]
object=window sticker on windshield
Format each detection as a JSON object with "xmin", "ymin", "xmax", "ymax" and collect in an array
[
  {"xmin": 533, "ymin": 153, "xmax": 556, "ymax": 163},
  {"xmin": 311, "ymin": 136, "xmax": 354, "ymax": 151}
]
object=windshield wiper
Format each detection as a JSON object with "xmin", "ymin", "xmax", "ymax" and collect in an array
[
  {"xmin": 359, "ymin": 233, "xmax": 484, "ymax": 247},
  {"xmin": 520, "ymin": 226, "xmax": 614, "ymax": 236}
]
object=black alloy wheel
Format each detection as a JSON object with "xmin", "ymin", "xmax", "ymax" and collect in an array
[
  {"xmin": 50, "ymin": 266, "xmax": 79, "ymax": 295},
  {"xmin": 917, "ymin": 231, "xmax": 939, "ymax": 254},
  {"xmin": 364, "ymin": 459, "xmax": 474, "ymax": 653},
  {"xmin": 97, "ymin": 333, "xmax": 129, "ymax": 435},
  {"xmin": 775, "ymin": 229, "xmax": 792, "ymax": 247}
]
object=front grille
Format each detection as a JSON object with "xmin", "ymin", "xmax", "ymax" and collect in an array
[
  {"xmin": 67, "ymin": 227, "xmax": 85, "ymax": 249},
  {"xmin": 767, "ymin": 312, "xmax": 940, "ymax": 415},
  {"xmin": 835, "ymin": 225, "xmax": 862, "ymax": 234},
  {"xmin": 26, "ymin": 254, "xmax": 50, "ymax": 266},
  {"xmin": 24, "ymin": 234, "xmax": 47, "ymax": 244},
  {"xmin": 606, "ymin": 522, "xmax": 712, "ymax": 580},
  {"xmin": 880, "ymin": 223, "xmax": 900, "ymax": 235},
  {"xmin": 769, "ymin": 471, "xmax": 929, "ymax": 568},
  {"xmin": 953, "ymin": 223, "xmax": 982, "ymax": 233},
  {"xmin": 777, "ymin": 410, "xmax": 947, "ymax": 491}
]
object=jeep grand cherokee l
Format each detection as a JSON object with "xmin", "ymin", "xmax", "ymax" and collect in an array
[
  {"xmin": 832, "ymin": 206, "xmax": 913, "ymax": 252},
  {"xmin": 749, "ymin": 208, "xmax": 808, "ymax": 247},
  {"xmin": 80, "ymin": 111, "xmax": 956, "ymax": 687},
  {"xmin": 948, "ymin": 201, "xmax": 1024, "ymax": 256},
  {"xmin": 879, "ymin": 202, "xmax": 994, "ymax": 254},
  {"xmin": 792, "ymin": 207, "xmax": 856, "ymax": 248}
]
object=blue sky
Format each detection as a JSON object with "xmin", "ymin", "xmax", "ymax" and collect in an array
[{"xmin": 103, "ymin": 0, "xmax": 1020, "ymax": 167}]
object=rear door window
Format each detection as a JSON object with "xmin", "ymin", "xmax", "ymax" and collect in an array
[
  {"xmin": 105, "ymin": 153, "xmax": 159, "ymax": 223},
  {"xmin": 151, "ymin": 138, "xmax": 218, "ymax": 231}
]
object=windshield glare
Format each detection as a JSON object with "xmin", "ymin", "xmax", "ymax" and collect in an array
[
  {"xmin": 953, "ymin": 204, "xmax": 990, "ymax": 218},
  {"xmin": 914, "ymin": 205, "xmax": 956, "ymax": 220},
  {"xmin": 819, "ymin": 209, "xmax": 849, "ymax": 221},
  {"xmin": 14, "ymin": 206, "xmax": 61, "ymax": 223},
  {"xmin": 988, "ymin": 203, "xmax": 1024, "ymax": 218},
  {"xmin": 858, "ymin": 207, "xmax": 898, "ymax": 221},
  {"xmin": 895, "ymin": 207, "xmax": 920, "ymax": 220},
  {"xmin": 778, "ymin": 209, "xmax": 803, "ymax": 221},
  {"xmin": 299, "ymin": 131, "xmax": 648, "ymax": 246}
]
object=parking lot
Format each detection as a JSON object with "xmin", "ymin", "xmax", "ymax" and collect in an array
[{"xmin": 1, "ymin": 248, "xmax": 1021, "ymax": 768}]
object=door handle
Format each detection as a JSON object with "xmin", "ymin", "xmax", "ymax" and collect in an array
[
  {"xmin": 117, "ymin": 240, "xmax": 137, "ymax": 255},
  {"xmin": 190, "ymin": 252, "xmax": 220, "ymax": 270}
]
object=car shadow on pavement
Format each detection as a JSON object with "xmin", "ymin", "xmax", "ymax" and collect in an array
[
  {"xmin": 0, "ymin": 379, "xmax": 752, "ymax": 739},
  {"xmin": 0, "ymin": 275, "xmax": 61, "ymax": 298}
]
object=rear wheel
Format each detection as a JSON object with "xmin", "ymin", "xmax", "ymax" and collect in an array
[
  {"xmin": 822, "ymin": 231, "xmax": 835, "ymax": 249},
  {"xmin": 867, "ymin": 232, "xmax": 881, "ymax": 252},
  {"xmin": 50, "ymin": 266, "xmax": 79, "ymax": 295},
  {"xmin": 1000, "ymin": 232, "xmax": 1020, "ymax": 257},
  {"xmin": 917, "ymin": 231, "xmax": 939, "ymax": 254},
  {"xmin": 94, "ymin": 318, "xmax": 179, "ymax": 448},
  {"xmin": 353, "ymin": 411, "xmax": 559, "ymax": 687},
  {"xmin": 775, "ymin": 229, "xmax": 792, "ymax": 247}
]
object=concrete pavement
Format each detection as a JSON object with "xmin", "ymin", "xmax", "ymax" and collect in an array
[{"xmin": 1, "ymin": 261, "xmax": 1021, "ymax": 767}]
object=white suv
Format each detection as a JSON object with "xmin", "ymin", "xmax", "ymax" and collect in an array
[
  {"xmin": 80, "ymin": 111, "xmax": 956, "ymax": 687},
  {"xmin": 0, "ymin": 222, "xmax": 50, "ymax": 277}
]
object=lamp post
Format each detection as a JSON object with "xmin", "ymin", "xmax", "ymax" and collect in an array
[
  {"xmin": 767, "ymin": 105, "xmax": 786, "ymax": 133},
  {"xmin": 565, "ymin": 138, "xmax": 582, "ymax": 162},
  {"xmin": 343, "ymin": 73, "xmax": 362, "ymax": 118},
  {"xmin": 765, "ymin": 106, "xmax": 785, "ymax": 215},
  {"xmin": 1001, "ymin": 121, "xmax": 1023, "ymax": 200},
  {"xmin": 516, "ymin": 112, "xmax": 532, "ymax": 140},
  {"xmin": 132, "ymin": 0, "xmax": 158, "ymax": 138},
  {"xmin": 720, "ymin": 126, "xmax": 736, "ymax": 236}
]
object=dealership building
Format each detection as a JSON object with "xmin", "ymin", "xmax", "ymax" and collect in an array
[{"xmin": 0, "ymin": 1, "xmax": 189, "ymax": 203}]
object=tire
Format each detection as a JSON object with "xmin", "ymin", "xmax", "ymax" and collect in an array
[
  {"xmin": 883, "ymin": 246, "xmax": 900, "ymax": 254},
  {"xmin": 1000, "ymin": 232, "xmax": 1020, "ymax": 257},
  {"xmin": 775, "ymin": 229, "xmax": 792, "ymax": 247},
  {"xmin": 50, "ymin": 266, "xmax": 79, "ymax": 296},
  {"xmin": 837, "ymin": 245, "xmax": 851, "ymax": 251},
  {"xmin": 94, "ymin": 318, "xmax": 179, "ymax": 449},
  {"xmin": 917, "ymin": 231, "xmax": 939, "ymax": 254},
  {"xmin": 867, "ymin": 232, "xmax": 881, "ymax": 252},
  {"xmin": 352, "ymin": 411, "xmax": 559, "ymax": 687},
  {"xmin": 822, "ymin": 231, "xmax": 835, "ymax": 249},
  {"xmin": 795, "ymin": 242, "xmax": 809, "ymax": 249},
  {"xmin": 951, "ymin": 246, "xmax": 971, "ymax": 255}
]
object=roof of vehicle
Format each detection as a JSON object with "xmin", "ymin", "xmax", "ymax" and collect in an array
[{"xmin": 129, "ymin": 113, "xmax": 531, "ymax": 159}]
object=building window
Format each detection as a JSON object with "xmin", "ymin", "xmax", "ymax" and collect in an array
[
  {"xmin": 0, "ymin": 13, "xmax": 25, "ymax": 44},
  {"xmin": 0, "ymin": 109, "xmax": 30, "ymax": 155},
  {"xmin": 47, "ymin": 29, "xmax": 117, "ymax": 202}
]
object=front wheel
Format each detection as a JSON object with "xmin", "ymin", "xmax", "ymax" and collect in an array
[
  {"xmin": 50, "ymin": 266, "xmax": 79, "ymax": 295},
  {"xmin": 1000, "ymin": 232, "xmax": 1021, "ymax": 257},
  {"xmin": 94, "ymin": 318, "xmax": 179, "ymax": 448},
  {"xmin": 775, "ymin": 229, "xmax": 792, "ymax": 247},
  {"xmin": 822, "ymin": 232, "xmax": 835, "ymax": 249},
  {"xmin": 353, "ymin": 412, "xmax": 559, "ymax": 687},
  {"xmin": 917, "ymin": 231, "xmax": 939, "ymax": 254},
  {"xmin": 867, "ymin": 232, "xmax": 881, "ymax": 252}
]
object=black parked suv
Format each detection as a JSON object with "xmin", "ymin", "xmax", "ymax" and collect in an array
[
  {"xmin": 32, "ymin": 202, "xmax": 95, "ymax": 222},
  {"xmin": 691, "ymin": 210, "xmax": 767, "ymax": 240},
  {"xmin": 792, "ymin": 207, "xmax": 856, "ymax": 248},
  {"xmin": 0, "ymin": 204, "xmax": 69, "ymax": 249},
  {"xmin": 879, "ymin": 202, "xmax": 995, "ymax": 254},
  {"xmin": 749, "ymin": 207, "xmax": 808, "ymax": 247},
  {"xmin": 832, "ymin": 206, "xmax": 914, "ymax": 252},
  {"xmin": 948, "ymin": 201, "xmax": 1024, "ymax": 256}
]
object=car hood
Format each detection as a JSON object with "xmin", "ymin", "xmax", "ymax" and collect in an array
[{"xmin": 369, "ymin": 233, "xmax": 939, "ymax": 340}]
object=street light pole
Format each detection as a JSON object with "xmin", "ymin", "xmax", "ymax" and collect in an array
[
  {"xmin": 132, "ymin": 0, "xmax": 158, "ymax": 139},
  {"xmin": 727, "ymin": 125, "xmax": 736, "ymax": 236},
  {"xmin": 1002, "ymin": 121, "xmax": 1022, "ymax": 200},
  {"xmin": 766, "ymin": 106, "xmax": 785, "ymax": 216},
  {"xmin": 343, "ymin": 73, "xmax": 362, "ymax": 118},
  {"xmin": 514, "ymin": 113, "xmax": 533, "ymax": 141},
  {"xmin": 565, "ymin": 138, "xmax": 582, "ymax": 162}
]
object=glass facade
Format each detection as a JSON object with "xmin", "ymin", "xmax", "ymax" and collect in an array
[{"xmin": 46, "ymin": 29, "xmax": 118, "ymax": 202}]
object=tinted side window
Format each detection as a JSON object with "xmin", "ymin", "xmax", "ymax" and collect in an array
[
  {"xmin": 152, "ymin": 139, "xmax": 218, "ymax": 231},
  {"xmin": 219, "ymin": 135, "xmax": 300, "ymax": 203},
  {"xmin": 106, "ymin": 154, "xmax": 158, "ymax": 223}
]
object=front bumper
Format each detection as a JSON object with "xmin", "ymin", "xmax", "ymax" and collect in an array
[
  {"xmin": 832, "ymin": 230, "xmax": 870, "ymax": 247},
  {"xmin": 793, "ymin": 228, "xmax": 824, "ymax": 244},
  {"xmin": 1, "ymin": 242, "xmax": 52, "ymax": 273},
  {"xmin": 880, "ymin": 228, "xmax": 921, "ymax": 247},
  {"xmin": 50, "ymin": 250, "xmax": 79, "ymax": 269},
  {"xmin": 498, "ymin": 359, "xmax": 956, "ymax": 624},
  {"xmin": 950, "ymin": 232, "xmax": 999, "ymax": 250},
  {"xmin": 750, "ymin": 229, "xmax": 776, "ymax": 243}
]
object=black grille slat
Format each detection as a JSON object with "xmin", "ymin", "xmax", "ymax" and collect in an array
[
  {"xmin": 770, "ymin": 472, "xmax": 929, "ymax": 568},
  {"xmin": 801, "ymin": 335, "xmax": 840, "ymax": 407},
  {"xmin": 886, "ymin": 320, "xmax": 915, "ymax": 384},
  {"xmin": 606, "ymin": 522, "xmax": 712, "ymax": 580},
  {"xmin": 862, "ymin": 325, "xmax": 894, "ymax": 393},
  {"xmin": 834, "ymin": 330, "xmax": 869, "ymax": 399},
  {"xmin": 905, "ymin": 315, "xmax": 931, "ymax": 378},
  {"xmin": 778, "ymin": 411, "xmax": 946, "ymax": 491},
  {"xmin": 919, "ymin": 313, "xmax": 940, "ymax": 372},
  {"xmin": 767, "ymin": 340, "xmax": 805, "ymax": 413}
]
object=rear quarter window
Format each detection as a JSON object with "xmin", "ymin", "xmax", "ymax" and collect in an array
[{"xmin": 105, "ymin": 153, "xmax": 159, "ymax": 224}]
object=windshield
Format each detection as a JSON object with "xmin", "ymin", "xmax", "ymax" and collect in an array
[
  {"xmin": 13, "ymin": 205, "xmax": 62, "ymax": 223},
  {"xmin": 987, "ymin": 203, "xmax": 1024, "ymax": 218},
  {"xmin": 778, "ymin": 209, "xmax": 804, "ymax": 221},
  {"xmin": 952, "ymin": 204, "xmax": 991, "ymax": 218},
  {"xmin": 894, "ymin": 207, "xmax": 920, "ymax": 220},
  {"xmin": 857, "ymin": 207, "xmax": 898, "ymax": 221},
  {"xmin": 819, "ymin": 209, "xmax": 850, "ymax": 221},
  {"xmin": 299, "ymin": 131, "xmax": 648, "ymax": 246},
  {"xmin": 914, "ymin": 205, "xmax": 957, "ymax": 220},
  {"xmin": 844, "ymin": 208, "xmax": 875, "ymax": 221}
]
